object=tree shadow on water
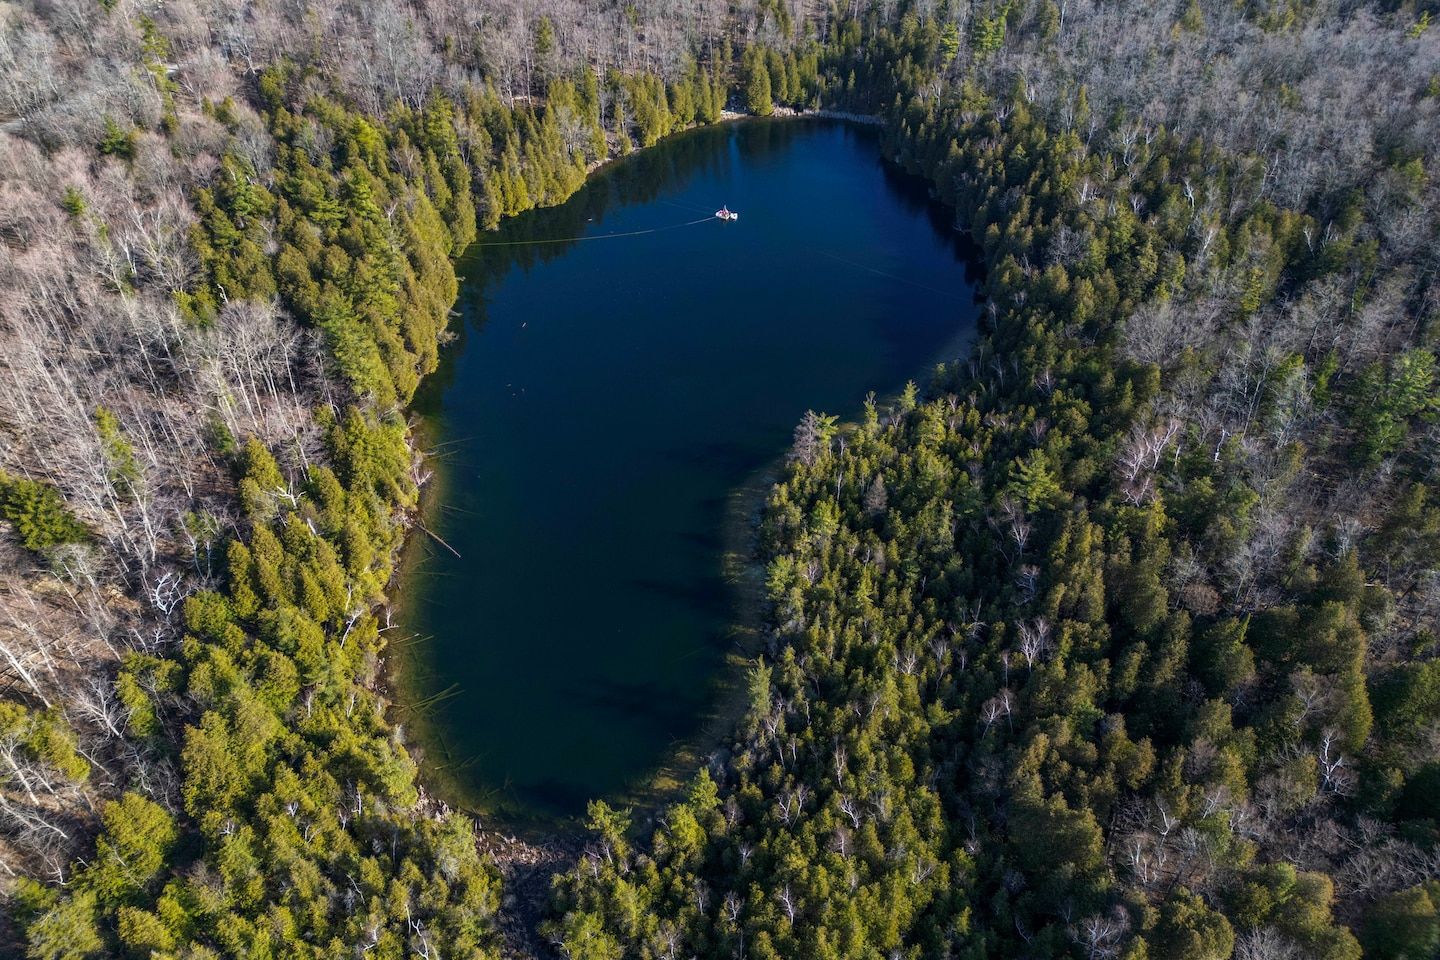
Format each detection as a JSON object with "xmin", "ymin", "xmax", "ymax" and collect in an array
[{"xmin": 626, "ymin": 575, "xmax": 732, "ymax": 621}]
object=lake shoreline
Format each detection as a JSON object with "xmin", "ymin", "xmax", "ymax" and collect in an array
[{"xmin": 385, "ymin": 113, "xmax": 887, "ymax": 842}]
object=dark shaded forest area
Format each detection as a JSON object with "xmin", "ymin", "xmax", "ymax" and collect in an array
[{"xmin": 1, "ymin": 0, "xmax": 1437, "ymax": 958}]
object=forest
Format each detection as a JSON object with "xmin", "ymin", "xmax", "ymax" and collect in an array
[{"xmin": 0, "ymin": 0, "xmax": 1437, "ymax": 958}]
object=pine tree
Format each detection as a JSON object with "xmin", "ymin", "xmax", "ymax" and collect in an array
[{"xmin": 744, "ymin": 48, "xmax": 774, "ymax": 116}]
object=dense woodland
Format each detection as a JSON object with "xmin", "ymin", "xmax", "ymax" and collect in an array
[{"xmin": 1, "ymin": 0, "xmax": 1438, "ymax": 958}]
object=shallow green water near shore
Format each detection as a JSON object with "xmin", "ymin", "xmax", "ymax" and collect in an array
[{"xmin": 399, "ymin": 119, "xmax": 982, "ymax": 824}]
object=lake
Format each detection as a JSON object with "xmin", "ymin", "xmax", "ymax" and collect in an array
[{"xmin": 398, "ymin": 118, "xmax": 983, "ymax": 825}]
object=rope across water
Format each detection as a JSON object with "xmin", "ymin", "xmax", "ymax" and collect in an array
[{"xmin": 474, "ymin": 215, "xmax": 717, "ymax": 247}]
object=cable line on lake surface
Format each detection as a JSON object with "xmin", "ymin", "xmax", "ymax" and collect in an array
[
  {"xmin": 810, "ymin": 248, "xmax": 970, "ymax": 302},
  {"xmin": 474, "ymin": 214, "xmax": 718, "ymax": 247},
  {"xmin": 659, "ymin": 198, "xmax": 719, "ymax": 216}
]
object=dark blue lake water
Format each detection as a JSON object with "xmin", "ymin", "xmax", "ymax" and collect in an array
[{"xmin": 399, "ymin": 119, "xmax": 983, "ymax": 824}]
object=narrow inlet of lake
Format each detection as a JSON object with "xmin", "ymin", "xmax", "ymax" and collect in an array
[{"xmin": 398, "ymin": 119, "xmax": 983, "ymax": 825}]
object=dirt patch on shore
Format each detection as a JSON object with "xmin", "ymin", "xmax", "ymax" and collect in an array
[{"xmin": 482, "ymin": 830, "xmax": 585, "ymax": 959}]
